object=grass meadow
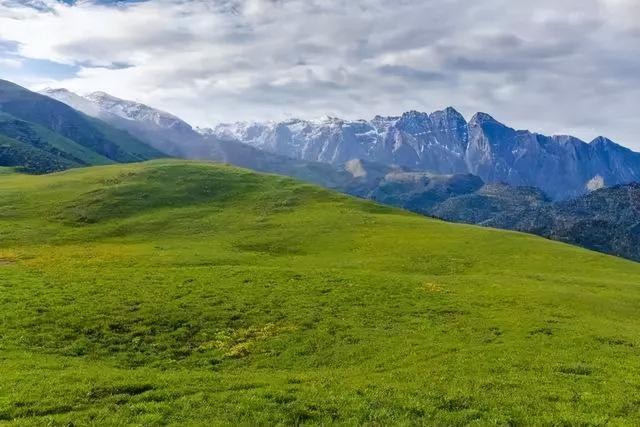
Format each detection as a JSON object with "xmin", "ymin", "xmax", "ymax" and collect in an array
[{"xmin": 1, "ymin": 160, "xmax": 640, "ymax": 425}]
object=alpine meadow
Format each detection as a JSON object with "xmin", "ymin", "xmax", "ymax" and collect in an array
[
  {"xmin": 1, "ymin": 160, "xmax": 640, "ymax": 425},
  {"xmin": 2, "ymin": 0, "xmax": 640, "ymax": 425}
]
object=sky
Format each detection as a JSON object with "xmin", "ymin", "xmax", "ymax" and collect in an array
[{"xmin": 0, "ymin": 0, "xmax": 639, "ymax": 149}]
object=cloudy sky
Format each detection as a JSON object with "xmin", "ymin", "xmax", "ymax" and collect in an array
[{"xmin": 0, "ymin": 0, "xmax": 639, "ymax": 148}]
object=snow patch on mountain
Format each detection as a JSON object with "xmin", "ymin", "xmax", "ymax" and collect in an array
[
  {"xmin": 84, "ymin": 92, "xmax": 187, "ymax": 130},
  {"xmin": 40, "ymin": 88, "xmax": 102, "ymax": 117}
]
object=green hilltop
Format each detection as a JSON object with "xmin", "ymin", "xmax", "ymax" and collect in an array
[{"xmin": 1, "ymin": 160, "xmax": 640, "ymax": 425}]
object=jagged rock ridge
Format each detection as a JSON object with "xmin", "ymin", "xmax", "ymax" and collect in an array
[{"xmin": 209, "ymin": 110, "xmax": 640, "ymax": 200}]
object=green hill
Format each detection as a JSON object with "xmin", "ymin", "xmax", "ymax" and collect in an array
[
  {"xmin": 0, "ymin": 80, "xmax": 164, "ymax": 172},
  {"xmin": 1, "ymin": 160, "xmax": 640, "ymax": 425},
  {"xmin": 0, "ymin": 113, "xmax": 114, "ymax": 172},
  {"xmin": 0, "ymin": 132, "xmax": 77, "ymax": 173}
]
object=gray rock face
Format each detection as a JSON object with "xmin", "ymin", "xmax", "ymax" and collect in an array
[
  {"xmin": 212, "ymin": 110, "xmax": 640, "ymax": 200},
  {"xmin": 210, "ymin": 109, "xmax": 471, "ymax": 176},
  {"xmin": 464, "ymin": 114, "xmax": 640, "ymax": 199}
]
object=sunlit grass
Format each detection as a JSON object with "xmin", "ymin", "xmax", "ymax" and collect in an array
[{"xmin": 1, "ymin": 160, "xmax": 639, "ymax": 425}]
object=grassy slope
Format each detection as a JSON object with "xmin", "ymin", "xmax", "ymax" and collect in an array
[
  {"xmin": 0, "ymin": 166, "xmax": 15, "ymax": 175},
  {"xmin": 0, "ymin": 133, "xmax": 77, "ymax": 173},
  {"xmin": 0, "ymin": 79, "xmax": 164, "ymax": 163},
  {"xmin": 0, "ymin": 113, "xmax": 113, "ymax": 169},
  {"xmin": 1, "ymin": 160, "xmax": 640, "ymax": 425}
]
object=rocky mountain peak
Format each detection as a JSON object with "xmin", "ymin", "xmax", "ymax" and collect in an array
[
  {"xmin": 469, "ymin": 112, "xmax": 499, "ymax": 126},
  {"xmin": 430, "ymin": 106, "xmax": 466, "ymax": 122},
  {"xmin": 41, "ymin": 87, "xmax": 73, "ymax": 95},
  {"xmin": 86, "ymin": 91, "xmax": 115, "ymax": 101},
  {"xmin": 211, "ymin": 108, "xmax": 640, "ymax": 200},
  {"xmin": 396, "ymin": 110, "xmax": 432, "ymax": 134},
  {"xmin": 590, "ymin": 136, "xmax": 615, "ymax": 147},
  {"xmin": 38, "ymin": 86, "xmax": 640, "ymax": 201}
]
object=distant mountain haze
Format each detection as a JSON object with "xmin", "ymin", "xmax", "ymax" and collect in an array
[{"xmin": 39, "ymin": 87, "xmax": 377, "ymax": 190}]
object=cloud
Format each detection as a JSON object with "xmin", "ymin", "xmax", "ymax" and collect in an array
[
  {"xmin": 0, "ymin": 0, "xmax": 638, "ymax": 149},
  {"xmin": 376, "ymin": 65, "xmax": 449, "ymax": 82},
  {"xmin": 0, "ymin": 57, "xmax": 21, "ymax": 68}
]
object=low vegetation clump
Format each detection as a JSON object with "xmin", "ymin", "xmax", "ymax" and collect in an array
[{"xmin": 1, "ymin": 160, "xmax": 640, "ymax": 425}]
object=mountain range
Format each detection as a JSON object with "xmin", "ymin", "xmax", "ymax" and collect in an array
[
  {"xmin": 40, "ymin": 88, "xmax": 212, "ymax": 159},
  {"xmin": 1, "ymin": 80, "xmax": 637, "ymax": 262},
  {"xmin": 207, "ymin": 111, "xmax": 640, "ymax": 200},
  {"xmin": 39, "ymin": 87, "xmax": 363, "ymax": 190},
  {"xmin": 42, "ymin": 86, "xmax": 640, "ymax": 201}
]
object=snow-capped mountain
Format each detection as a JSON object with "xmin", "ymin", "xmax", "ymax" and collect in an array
[
  {"xmin": 39, "ymin": 88, "xmax": 364, "ymax": 189},
  {"xmin": 42, "ymin": 87, "xmax": 640, "ymax": 200},
  {"xmin": 39, "ymin": 88, "xmax": 103, "ymax": 117},
  {"xmin": 84, "ymin": 91, "xmax": 190, "ymax": 131},
  {"xmin": 210, "ymin": 110, "xmax": 640, "ymax": 200},
  {"xmin": 41, "ymin": 88, "xmax": 208, "ymax": 158},
  {"xmin": 41, "ymin": 88, "xmax": 189, "ymax": 131},
  {"xmin": 206, "ymin": 108, "xmax": 469, "ymax": 176}
]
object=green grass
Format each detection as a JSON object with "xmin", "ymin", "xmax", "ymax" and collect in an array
[
  {"xmin": 0, "ymin": 133, "xmax": 77, "ymax": 173},
  {"xmin": 1, "ymin": 159, "xmax": 640, "ymax": 425},
  {"xmin": 0, "ymin": 166, "xmax": 15, "ymax": 175},
  {"xmin": 0, "ymin": 112, "xmax": 114, "ymax": 168}
]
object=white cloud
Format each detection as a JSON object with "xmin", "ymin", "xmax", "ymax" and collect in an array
[
  {"xmin": 0, "ymin": 57, "xmax": 21, "ymax": 68},
  {"xmin": 0, "ymin": 0, "xmax": 638, "ymax": 149}
]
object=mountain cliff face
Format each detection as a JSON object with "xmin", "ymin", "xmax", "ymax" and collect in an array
[
  {"xmin": 210, "ymin": 110, "xmax": 640, "ymax": 200},
  {"xmin": 209, "ymin": 108, "xmax": 470, "ymax": 176},
  {"xmin": 43, "ymin": 87, "xmax": 640, "ymax": 200},
  {"xmin": 464, "ymin": 114, "xmax": 640, "ymax": 200}
]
